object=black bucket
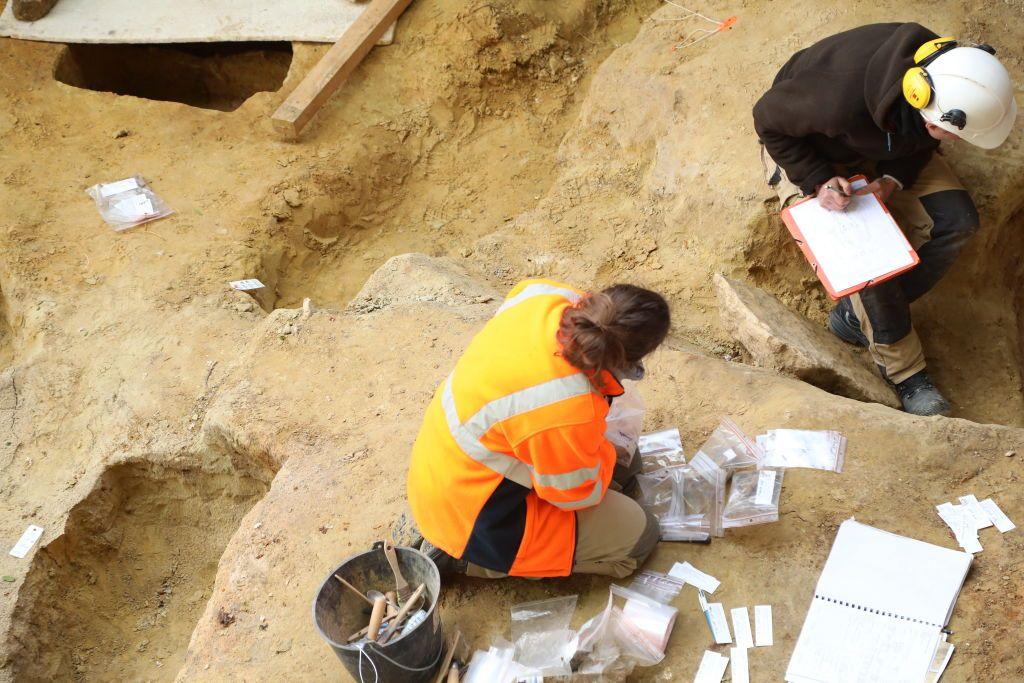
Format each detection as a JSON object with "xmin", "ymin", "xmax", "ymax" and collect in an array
[{"xmin": 312, "ymin": 543, "xmax": 444, "ymax": 683}]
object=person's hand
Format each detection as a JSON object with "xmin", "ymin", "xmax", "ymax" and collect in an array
[
  {"xmin": 815, "ymin": 176, "xmax": 853, "ymax": 211},
  {"xmin": 855, "ymin": 177, "xmax": 899, "ymax": 204}
]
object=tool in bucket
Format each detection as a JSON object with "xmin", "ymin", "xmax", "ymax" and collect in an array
[{"xmin": 382, "ymin": 538, "xmax": 413, "ymax": 604}]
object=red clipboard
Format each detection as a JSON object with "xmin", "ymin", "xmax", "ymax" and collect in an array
[{"xmin": 779, "ymin": 175, "xmax": 920, "ymax": 300}]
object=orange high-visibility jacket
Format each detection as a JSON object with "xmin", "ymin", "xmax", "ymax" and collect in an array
[{"xmin": 407, "ymin": 279, "xmax": 623, "ymax": 577}]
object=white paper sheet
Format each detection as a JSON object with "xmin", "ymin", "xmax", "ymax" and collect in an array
[
  {"xmin": 786, "ymin": 187, "xmax": 915, "ymax": 294},
  {"xmin": 731, "ymin": 606, "xmax": 754, "ymax": 649},
  {"xmin": 957, "ymin": 494, "xmax": 993, "ymax": 530},
  {"xmin": 706, "ymin": 603, "xmax": 732, "ymax": 645},
  {"xmin": 694, "ymin": 650, "xmax": 729, "ymax": 683},
  {"xmin": 787, "ymin": 598, "xmax": 942, "ymax": 683},
  {"xmin": 754, "ymin": 470, "xmax": 777, "ymax": 506},
  {"xmin": 814, "ymin": 520, "xmax": 972, "ymax": 627},
  {"xmin": 229, "ymin": 279, "xmax": 266, "ymax": 291},
  {"xmin": 980, "ymin": 498, "xmax": 1016, "ymax": 533},
  {"xmin": 937, "ymin": 503, "xmax": 983, "ymax": 554},
  {"xmin": 754, "ymin": 605, "xmax": 773, "ymax": 646},
  {"xmin": 730, "ymin": 646, "xmax": 750, "ymax": 683},
  {"xmin": 9, "ymin": 525, "xmax": 43, "ymax": 558},
  {"xmin": 669, "ymin": 561, "xmax": 720, "ymax": 593},
  {"xmin": 99, "ymin": 177, "xmax": 139, "ymax": 198}
]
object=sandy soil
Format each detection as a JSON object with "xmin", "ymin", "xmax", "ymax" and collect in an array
[{"xmin": 0, "ymin": 0, "xmax": 1022, "ymax": 680}]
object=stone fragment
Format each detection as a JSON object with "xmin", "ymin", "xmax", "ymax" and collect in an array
[
  {"xmin": 714, "ymin": 274, "xmax": 900, "ymax": 408},
  {"xmin": 13, "ymin": 0, "xmax": 59, "ymax": 21}
]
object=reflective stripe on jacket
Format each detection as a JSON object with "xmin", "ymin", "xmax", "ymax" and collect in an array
[{"xmin": 407, "ymin": 278, "xmax": 623, "ymax": 577}]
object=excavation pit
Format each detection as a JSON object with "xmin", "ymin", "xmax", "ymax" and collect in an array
[
  {"xmin": 53, "ymin": 42, "xmax": 293, "ymax": 111},
  {"xmin": 7, "ymin": 459, "xmax": 272, "ymax": 681}
]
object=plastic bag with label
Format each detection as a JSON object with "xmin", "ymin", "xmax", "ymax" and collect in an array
[
  {"xmin": 722, "ymin": 468, "xmax": 784, "ymax": 528},
  {"xmin": 692, "ymin": 416, "xmax": 763, "ymax": 472},
  {"xmin": 684, "ymin": 454, "xmax": 727, "ymax": 537},
  {"xmin": 636, "ymin": 462, "xmax": 721, "ymax": 541},
  {"xmin": 85, "ymin": 175, "xmax": 174, "ymax": 231},
  {"xmin": 628, "ymin": 570, "xmax": 685, "ymax": 604},
  {"xmin": 637, "ymin": 427, "xmax": 685, "ymax": 472},
  {"xmin": 575, "ymin": 585, "xmax": 669, "ymax": 677}
]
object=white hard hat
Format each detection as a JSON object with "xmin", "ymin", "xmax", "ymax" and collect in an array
[{"xmin": 921, "ymin": 46, "xmax": 1018, "ymax": 149}]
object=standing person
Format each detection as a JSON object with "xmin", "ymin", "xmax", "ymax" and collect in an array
[
  {"xmin": 406, "ymin": 279, "xmax": 669, "ymax": 579},
  {"xmin": 753, "ymin": 23, "xmax": 1017, "ymax": 416}
]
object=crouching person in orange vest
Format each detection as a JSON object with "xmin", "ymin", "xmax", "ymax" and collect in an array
[{"xmin": 407, "ymin": 278, "xmax": 669, "ymax": 579}]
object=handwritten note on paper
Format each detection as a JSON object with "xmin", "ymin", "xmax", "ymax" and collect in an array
[
  {"xmin": 669, "ymin": 561, "xmax": 720, "ymax": 593},
  {"xmin": 731, "ymin": 606, "xmax": 754, "ymax": 648},
  {"xmin": 694, "ymin": 650, "xmax": 729, "ymax": 683},
  {"xmin": 786, "ymin": 598, "xmax": 940, "ymax": 683},
  {"xmin": 754, "ymin": 605, "xmax": 773, "ymax": 646},
  {"xmin": 754, "ymin": 470, "xmax": 776, "ymax": 505},
  {"xmin": 99, "ymin": 177, "xmax": 140, "ymax": 198},
  {"xmin": 958, "ymin": 494, "xmax": 993, "ymax": 529},
  {"xmin": 229, "ymin": 279, "xmax": 266, "ymax": 291},
  {"xmin": 787, "ymin": 186, "xmax": 915, "ymax": 294},
  {"xmin": 730, "ymin": 646, "xmax": 750, "ymax": 683},
  {"xmin": 9, "ymin": 525, "xmax": 43, "ymax": 558},
  {"xmin": 706, "ymin": 603, "xmax": 732, "ymax": 645},
  {"xmin": 980, "ymin": 498, "xmax": 1016, "ymax": 533}
]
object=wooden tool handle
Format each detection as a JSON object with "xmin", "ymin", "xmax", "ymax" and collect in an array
[
  {"xmin": 446, "ymin": 663, "xmax": 460, "ymax": 682},
  {"xmin": 333, "ymin": 574, "xmax": 374, "ymax": 606},
  {"xmin": 380, "ymin": 583, "xmax": 426, "ymax": 643},
  {"xmin": 382, "ymin": 539, "xmax": 411, "ymax": 596},
  {"xmin": 367, "ymin": 596, "xmax": 387, "ymax": 642}
]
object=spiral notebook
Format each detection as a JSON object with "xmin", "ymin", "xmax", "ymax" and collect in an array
[{"xmin": 786, "ymin": 519, "xmax": 972, "ymax": 683}]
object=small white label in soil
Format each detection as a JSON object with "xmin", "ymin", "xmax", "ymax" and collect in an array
[
  {"xmin": 229, "ymin": 279, "xmax": 265, "ymax": 291},
  {"xmin": 754, "ymin": 604, "xmax": 773, "ymax": 646},
  {"xmin": 9, "ymin": 525, "xmax": 44, "ymax": 559},
  {"xmin": 99, "ymin": 177, "xmax": 140, "ymax": 198}
]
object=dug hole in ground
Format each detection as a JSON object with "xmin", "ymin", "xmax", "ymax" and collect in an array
[{"xmin": 0, "ymin": 0, "xmax": 1022, "ymax": 681}]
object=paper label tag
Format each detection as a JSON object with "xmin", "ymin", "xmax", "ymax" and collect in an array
[
  {"xmin": 958, "ymin": 494, "xmax": 993, "ymax": 529},
  {"xmin": 731, "ymin": 606, "xmax": 754, "ymax": 649},
  {"xmin": 669, "ymin": 561, "xmax": 720, "ymax": 593},
  {"xmin": 730, "ymin": 646, "xmax": 750, "ymax": 683},
  {"xmin": 694, "ymin": 650, "xmax": 729, "ymax": 683},
  {"xmin": 113, "ymin": 193, "xmax": 155, "ymax": 219},
  {"xmin": 754, "ymin": 470, "xmax": 777, "ymax": 505},
  {"xmin": 9, "ymin": 525, "xmax": 44, "ymax": 558},
  {"xmin": 937, "ymin": 502, "xmax": 983, "ymax": 553},
  {"xmin": 229, "ymin": 279, "xmax": 266, "ymax": 291},
  {"xmin": 99, "ymin": 177, "xmax": 139, "ymax": 198},
  {"xmin": 980, "ymin": 498, "xmax": 1016, "ymax": 533},
  {"xmin": 754, "ymin": 604, "xmax": 773, "ymax": 646},
  {"xmin": 706, "ymin": 602, "xmax": 732, "ymax": 644}
]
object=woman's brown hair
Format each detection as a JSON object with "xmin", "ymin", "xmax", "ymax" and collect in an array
[{"xmin": 557, "ymin": 284, "xmax": 670, "ymax": 377}]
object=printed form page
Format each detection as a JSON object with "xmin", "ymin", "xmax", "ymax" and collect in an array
[{"xmin": 788, "ymin": 188, "xmax": 915, "ymax": 293}]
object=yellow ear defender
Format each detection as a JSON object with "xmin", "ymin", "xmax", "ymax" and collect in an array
[{"xmin": 902, "ymin": 37, "xmax": 959, "ymax": 109}]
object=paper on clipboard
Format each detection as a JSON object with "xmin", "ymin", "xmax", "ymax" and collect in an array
[{"xmin": 782, "ymin": 177, "xmax": 918, "ymax": 298}]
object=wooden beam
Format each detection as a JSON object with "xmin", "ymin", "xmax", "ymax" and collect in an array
[{"xmin": 271, "ymin": 0, "xmax": 413, "ymax": 139}]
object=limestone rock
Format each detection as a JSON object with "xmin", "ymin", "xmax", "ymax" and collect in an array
[
  {"xmin": 714, "ymin": 274, "xmax": 900, "ymax": 408},
  {"xmin": 347, "ymin": 253, "xmax": 499, "ymax": 314}
]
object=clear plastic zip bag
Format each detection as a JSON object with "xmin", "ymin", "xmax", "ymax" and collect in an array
[
  {"xmin": 604, "ymin": 380, "xmax": 645, "ymax": 465},
  {"xmin": 691, "ymin": 416, "xmax": 763, "ymax": 472},
  {"xmin": 509, "ymin": 595, "xmax": 578, "ymax": 677},
  {"xmin": 722, "ymin": 468, "xmax": 784, "ymax": 528},
  {"xmin": 575, "ymin": 585, "xmax": 669, "ymax": 677},
  {"xmin": 628, "ymin": 570, "xmax": 685, "ymax": 604},
  {"xmin": 85, "ymin": 175, "xmax": 173, "ymax": 231},
  {"xmin": 637, "ymin": 427, "xmax": 685, "ymax": 472},
  {"xmin": 636, "ymin": 464, "xmax": 719, "ymax": 541}
]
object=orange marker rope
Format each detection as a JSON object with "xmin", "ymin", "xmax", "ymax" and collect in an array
[{"xmin": 655, "ymin": 2, "xmax": 738, "ymax": 52}]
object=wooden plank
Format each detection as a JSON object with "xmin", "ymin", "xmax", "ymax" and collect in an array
[{"xmin": 271, "ymin": 0, "xmax": 413, "ymax": 138}]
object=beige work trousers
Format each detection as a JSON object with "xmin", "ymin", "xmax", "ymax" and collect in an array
[
  {"xmin": 762, "ymin": 148, "xmax": 967, "ymax": 383},
  {"xmin": 466, "ymin": 488, "xmax": 658, "ymax": 580}
]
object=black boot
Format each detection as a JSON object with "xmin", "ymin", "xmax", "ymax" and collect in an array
[
  {"xmin": 828, "ymin": 299, "xmax": 868, "ymax": 347},
  {"xmin": 419, "ymin": 539, "xmax": 468, "ymax": 578},
  {"xmin": 895, "ymin": 371, "xmax": 951, "ymax": 416}
]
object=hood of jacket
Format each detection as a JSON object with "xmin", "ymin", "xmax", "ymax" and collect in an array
[{"xmin": 864, "ymin": 22, "xmax": 939, "ymax": 132}]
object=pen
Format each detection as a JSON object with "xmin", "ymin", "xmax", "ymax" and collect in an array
[{"xmin": 824, "ymin": 184, "xmax": 850, "ymax": 198}]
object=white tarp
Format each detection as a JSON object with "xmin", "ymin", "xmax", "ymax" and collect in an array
[{"xmin": 0, "ymin": 0, "xmax": 395, "ymax": 44}]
